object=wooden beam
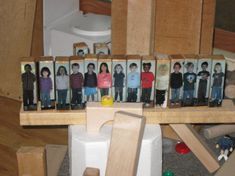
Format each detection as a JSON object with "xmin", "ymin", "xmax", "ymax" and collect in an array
[
  {"xmin": 214, "ymin": 28, "xmax": 235, "ymax": 52},
  {"xmin": 105, "ymin": 111, "xmax": 146, "ymax": 176},
  {"xmin": 17, "ymin": 146, "xmax": 46, "ymax": 176},
  {"xmin": 170, "ymin": 124, "xmax": 220, "ymax": 173},
  {"xmin": 20, "ymin": 100, "xmax": 235, "ymax": 126}
]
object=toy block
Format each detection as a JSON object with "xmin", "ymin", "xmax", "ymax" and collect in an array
[
  {"xmin": 170, "ymin": 124, "xmax": 220, "ymax": 173},
  {"xmin": 215, "ymin": 149, "xmax": 235, "ymax": 176},
  {"xmin": 46, "ymin": 144, "xmax": 67, "ymax": 176},
  {"xmin": 83, "ymin": 167, "xmax": 100, "ymax": 176},
  {"xmin": 105, "ymin": 111, "xmax": 146, "ymax": 176},
  {"xmin": 203, "ymin": 125, "xmax": 235, "ymax": 139},
  {"xmin": 17, "ymin": 146, "xmax": 46, "ymax": 176},
  {"xmin": 86, "ymin": 102, "xmax": 143, "ymax": 134}
]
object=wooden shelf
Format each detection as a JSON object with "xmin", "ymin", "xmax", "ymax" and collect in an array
[{"xmin": 20, "ymin": 100, "xmax": 235, "ymax": 126}]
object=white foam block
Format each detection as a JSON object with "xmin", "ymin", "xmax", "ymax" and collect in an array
[{"xmin": 69, "ymin": 124, "xmax": 162, "ymax": 176}]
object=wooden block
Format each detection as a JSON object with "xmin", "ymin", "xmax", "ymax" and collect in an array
[
  {"xmin": 86, "ymin": 102, "xmax": 143, "ymax": 134},
  {"xmin": 17, "ymin": 146, "xmax": 46, "ymax": 176},
  {"xmin": 203, "ymin": 125, "xmax": 235, "ymax": 139},
  {"xmin": 170, "ymin": 124, "xmax": 220, "ymax": 173},
  {"xmin": 215, "ymin": 149, "xmax": 235, "ymax": 176},
  {"xmin": 83, "ymin": 167, "xmax": 100, "ymax": 176},
  {"xmin": 111, "ymin": 0, "xmax": 155, "ymax": 55},
  {"xmin": 161, "ymin": 125, "xmax": 180, "ymax": 141},
  {"xmin": 105, "ymin": 111, "xmax": 146, "ymax": 176},
  {"xmin": 46, "ymin": 144, "xmax": 68, "ymax": 176},
  {"xmin": 154, "ymin": 0, "xmax": 203, "ymax": 54}
]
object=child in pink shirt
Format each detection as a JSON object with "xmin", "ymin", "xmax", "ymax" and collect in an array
[{"xmin": 98, "ymin": 62, "xmax": 112, "ymax": 97}]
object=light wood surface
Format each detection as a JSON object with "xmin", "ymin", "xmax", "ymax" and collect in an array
[
  {"xmin": 105, "ymin": 111, "xmax": 146, "ymax": 176},
  {"xmin": 20, "ymin": 100, "xmax": 235, "ymax": 126},
  {"xmin": 83, "ymin": 167, "xmax": 100, "ymax": 176},
  {"xmin": 86, "ymin": 102, "xmax": 143, "ymax": 134},
  {"xmin": 170, "ymin": 124, "xmax": 220, "ymax": 173},
  {"xmin": 0, "ymin": 0, "xmax": 36, "ymax": 100},
  {"xmin": 17, "ymin": 146, "xmax": 46, "ymax": 176},
  {"xmin": 0, "ymin": 96, "xmax": 67, "ymax": 176},
  {"xmin": 111, "ymin": 0, "xmax": 155, "ymax": 55},
  {"xmin": 154, "ymin": 0, "xmax": 203, "ymax": 54}
]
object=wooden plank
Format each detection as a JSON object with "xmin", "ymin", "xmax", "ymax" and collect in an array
[
  {"xmin": 154, "ymin": 0, "xmax": 203, "ymax": 54},
  {"xmin": 17, "ymin": 146, "xmax": 46, "ymax": 176},
  {"xmin": 111, "ymin": 0, "xmax": 155, "ymax": 55},
  {"xmin": 31, "ymin": 0, "xmax": 43, "ymax": 56},
  {"xmin": 0, "ymin": 0, "xmax": 36, "ymax": 100},
  {"xmin": 214, "ymin": 28, "xmax": 235, "ymax": 52},
  {"xmin": 86, "ymin": 102, "xmax": 143, "ymax": 134},
  {"xmin": 105, "ymin": 111, "xmax": 146, "ymax": 176},
  {"xmin": 199, "ymin": 0, "xmax": 216, "ymax": 54},
  {"xmin": 215, "ymin": 148, "xmax": 235, "ymax": 176},
  {"xmin": 170, "ymin": 124, "xmax": 220, "ymax": 173},
  {"xmin": 20, "ymin": 100, "xmax": 235, "ymax": 126},
  {"xmin": 111, "ymin": 0, "xmax": 127, "ymax": 55},
  {"xmin": 83, "ymin": 167, "xmax": 100, "ymax": 176}
]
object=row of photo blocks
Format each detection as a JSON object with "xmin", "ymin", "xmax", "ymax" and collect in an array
[{"xmin": 20, "ymin": 54, "xmax": 226, "ymax": 111}]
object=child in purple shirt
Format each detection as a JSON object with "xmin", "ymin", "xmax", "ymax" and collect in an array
[{"xmin": 40, "ymin": 67, "xmax": 52, "ymax": 108}]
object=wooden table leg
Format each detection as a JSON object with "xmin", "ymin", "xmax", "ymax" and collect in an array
[{"xmin": 170, "ymin": 124, "xmax": 220, "ymax": 173}]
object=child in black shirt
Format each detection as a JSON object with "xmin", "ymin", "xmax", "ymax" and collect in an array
[
  {"xmin": 183, "ymin": 62, "xmax": 197, "ymax": 105},
  {"xmin": 113, "ymin": 64, "xmax": 125, "ymax": 102},
  {"xmin": 170, "ymin": 62, "xmax": 183, "ymax": 105},
  {"xmin": 84, "ymin": 63, "xmax": 97, "ymax": 101}
]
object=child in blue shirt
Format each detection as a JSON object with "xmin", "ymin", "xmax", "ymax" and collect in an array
[{"xmin": 127, "ymin": 63, "xmax": 140, "ymax": 102}]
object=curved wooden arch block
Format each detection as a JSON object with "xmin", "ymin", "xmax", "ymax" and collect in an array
[{"xmin": 86, "ymin": 102, "xmax": 143, "ymax": 134}]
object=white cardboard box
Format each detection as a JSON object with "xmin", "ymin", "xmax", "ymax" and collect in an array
[{"xmin": 69, "ymin": 124, "xmax": 162, "ymax": 176}]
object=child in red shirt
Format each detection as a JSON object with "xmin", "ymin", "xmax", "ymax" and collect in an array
[
  {"xmin": 98, "ymin": 62, "xmax": 112, "ymax": 98},
  {"xmin": 141, "ymin": 63, "xmax": 154, "ymax": 106}
]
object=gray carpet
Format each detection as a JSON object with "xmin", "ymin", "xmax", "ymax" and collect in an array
[{"xmin": 58, "ymin": 135, "xmax": 226, "ymax": 176}]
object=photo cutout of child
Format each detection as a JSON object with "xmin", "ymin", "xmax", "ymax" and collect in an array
[
  {"xmin": 182, "ymin": 60, "xmax": 198, "ymax": 106},
  {"xmin": 70, "ymin": 59, "xmax": 84, "ymax": 109},
  {"xmin": 155, "ymin": 61, "xmax": 170, "ymax": 108},
  {"xmin": 141, "ymin": 60, "xmax": 155, "ymax": 107},
  {"xmin": 97, "ymin": 62, "xmax": 112, "ymax": 100},
  {"xmin": 73, "ymin": 42, "xmax": 89, "ymax": 57},
  {"xmin": 21, "ymin": 61, "xmax": 37, "ymax": 111},
  {"xmin": 196, "ymin": 58, "xmax": 212, "ymax": 106},
  {"xmin": 94, "ymin": 43, "xmax": 110, "ymax": 55},
  {"xmin": 55, "ymin": 63, "xmax": 70, "ymax": 110},
  {"xmin": 127, "ymin": 59, "xmax": 141, "ymax": 102},
  {"xmin": 209, "ymin": 59, "xmax": 225, "ymax": 107},
  {"xmin": 39, "ymin": 60, "xmax": 55, "ymax": 110},
  {"xmin": 84, "ymin": 60, "xmax": 98, "ymax": 102},
  {"xmin": 169, "ymin": 60, "xmax": 183, "ymax": 107},
  {"xmin": 112, "ymin": 63, "xmax": 126, "ymax": 102}
]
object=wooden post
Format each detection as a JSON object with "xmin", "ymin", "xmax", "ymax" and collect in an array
[
  {"xmin": 105, "ymin": 111, "xmax": 146, "ymax": 176},
  {"xmin": 17, "ymin": 146, "xmax": 46, "ymax": 176},
  {"xmin": 170, "ymin": 124, "xmax": 220, "ymax": 173},
  {"xmin": 83, "ymin": 167, "xmax": 100, "ymax": 176}
]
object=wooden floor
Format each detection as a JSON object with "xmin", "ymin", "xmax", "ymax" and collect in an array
[{"xmin": 0, "ymin": 96, "xmax": 67, "ymax": 176}]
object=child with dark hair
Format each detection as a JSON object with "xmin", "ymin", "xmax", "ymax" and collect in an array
[
  {"xmin": 211, "ymin": 63, "xmax": 224, "ymax": 105},
  {"xmin": 84, "ymin": 63, "xmax": 97, "ymax": 101},
  {"xmin": 56, "ymin": 66, "xmax": 69, "ymax": 109},
  {"xmin": 113, "ymin": 64, "xmax": 125, "ymax": 102},
  {"xmin": 21, "ymin": 64, "xmax": 36, "ymax": 110},
  {"xmin": 170, "ymin": 62, "xmax": 183, "ymax": 105},
  {"xmin": 197, "ymin": 62, "xmax": 210, "ymax": 104},
  {"xmin": 98, "ymin": 62, "xmax": 112, "ymax": 97},
  {"xmin": 70, "ymin": 63, "xmax": 83, "ymax": 109},
  {"xmin": 77, "ymin": 49, "xmax": 85, "ymax": 57},
  {"xmin": 141, "ymin": 62, "xmax": 154, "ymax": 107},
  {"xmin": 183, "ymin": 62, "xmax": 197, "ymax": 105},
  {"xmin": 40, "ymin": 67, "xmax": 52, "ymax": 108},
  {"xmin": 127, "ymin": 63, "xmax": 140, "ymax": 102}
]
